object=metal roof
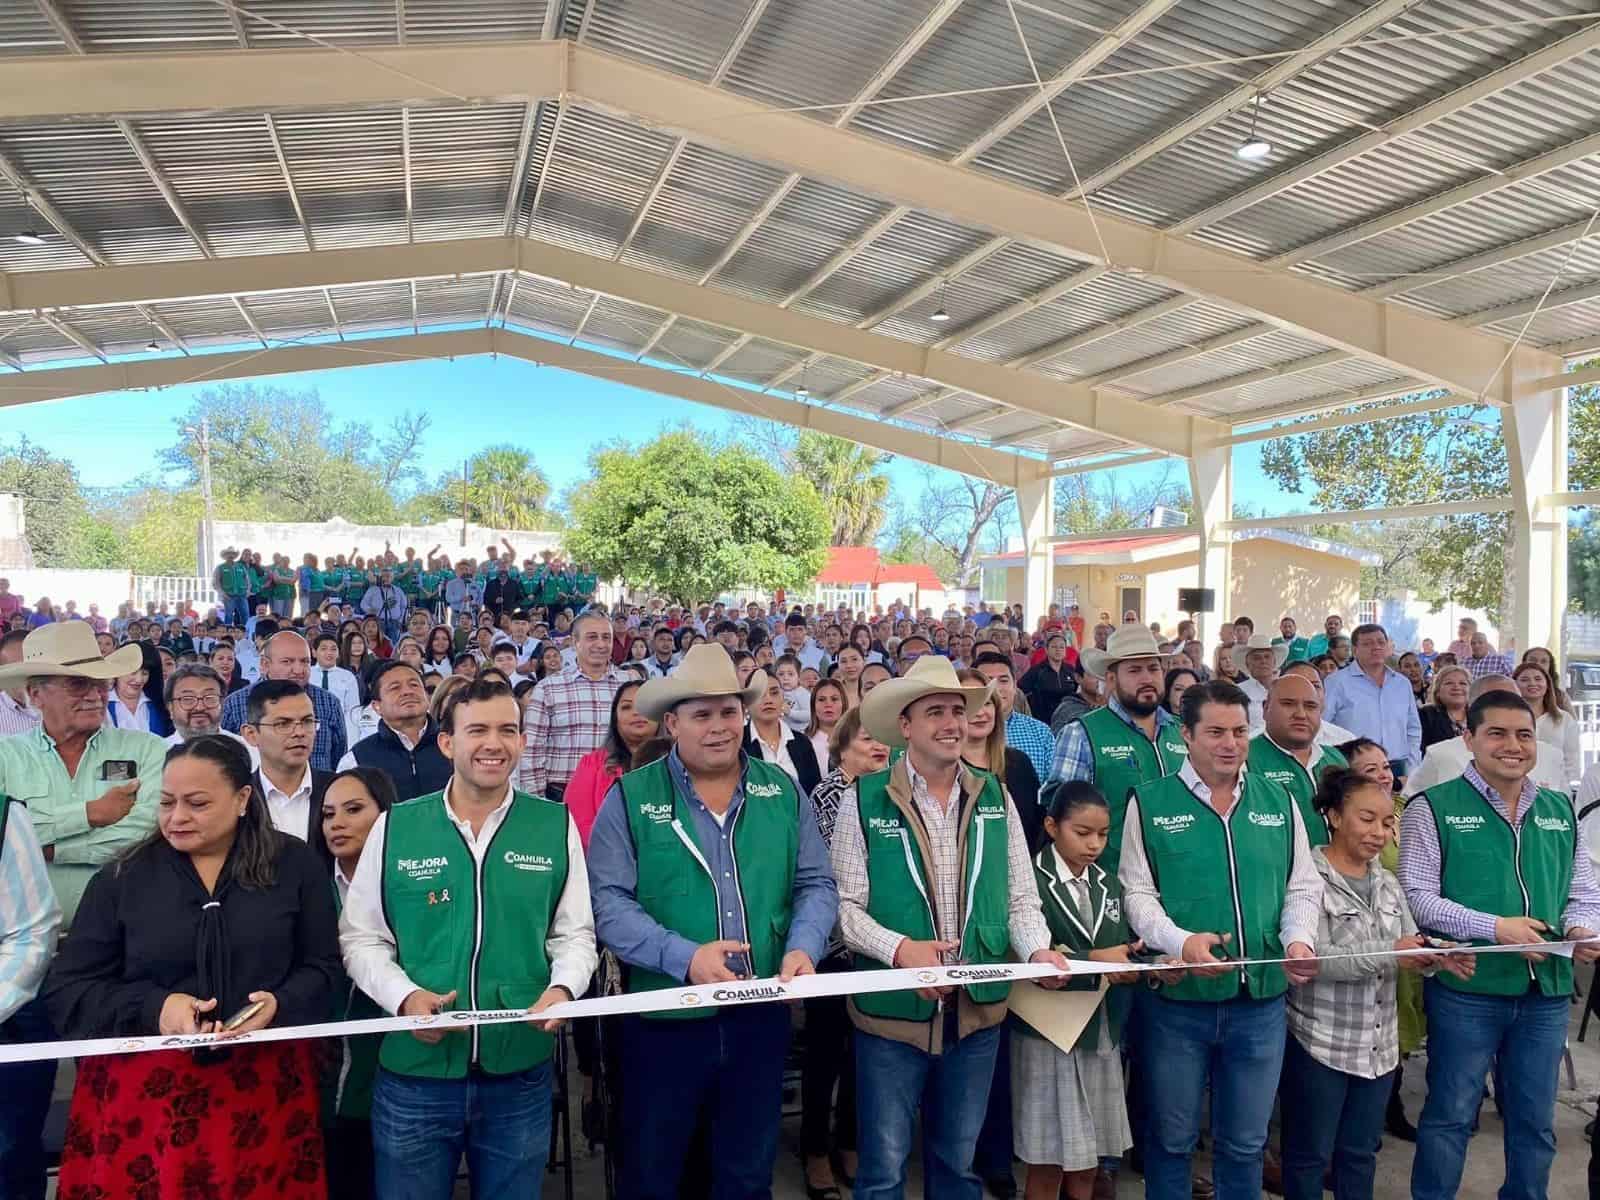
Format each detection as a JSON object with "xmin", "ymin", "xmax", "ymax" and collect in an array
[{"xmin": 0, "ymin": 0, "xmax": 1593, "ymax": 479}]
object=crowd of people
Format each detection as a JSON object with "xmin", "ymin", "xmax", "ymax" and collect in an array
[{"xmin": 0, "ymin": 552, "xmax": 1595, "ymax": 1200}]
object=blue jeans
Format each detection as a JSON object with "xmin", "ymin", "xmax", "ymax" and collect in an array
[
  {"xmin": 1279, "ymin": 1032, "xmax": 1391, "ymax": 1200},
  {"xmin": 618, "ymin": 1005, "xmax": 789, "ymax": 1200},
  {"xmin": 0, "ymin": 998, "xmax": 57, "ymax": 1200},
  {"xmin": 370, "ymin": 1063, "xmax": 553, "ymax": 1200},
  {"xmin": 1140, "ymin": 993, "xmax": 1287, "ymax": 1200},
  {"xmin": 223, "ymin": 593, "xmax": 249, "ymax": 626},
  {"xmin": 1412, "ymin": 981, "xmax": 1569, "ymax": 1200},
  {"xmin": 854, "ymin": 1020, "xmax": 1001, "ymax": 1200}
]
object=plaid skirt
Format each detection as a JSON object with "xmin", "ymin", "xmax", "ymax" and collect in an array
[{"xmin": 1010, "ymin": 1027, "xmax": 1131, "ymax": 1171}]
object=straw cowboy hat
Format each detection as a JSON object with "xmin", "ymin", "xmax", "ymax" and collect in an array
[
  {"xmin": 634, "ymin": 643, "xmax": 768, "ymax": 720},
  {"xmin": 1239, "ymin": 633, "xmax": 1290, "ymax": 669},
  {"xmin": 860, "ymin": 655, "xmax": 994, "ymax": 749},
  {"xmin": 1080, "ymin": 624, "xmax": 1170, "ymax": 678},
  {"xmin": 0, "ymin": 622, "xmax": 143, "ymax": 688}
]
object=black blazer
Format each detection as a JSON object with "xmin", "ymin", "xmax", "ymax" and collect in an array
[
  {"xmin": 253, "ymin": 768, "xmax": 336, "ymax": 868},
  {"xmin": 1419, "ymin": 704, "xmax": 1466, "ymax": 751},
  {"xmin": 743, "ymin": 723, "xmax": 823, "ymax": 799}
]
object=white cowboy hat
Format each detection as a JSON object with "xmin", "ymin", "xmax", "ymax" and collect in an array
[
  {"xmin": 0, "ymin": 622, "xmax": 143, "ymax": 687},
  {"xmin": 1081, "ymin": 624, "xmax": 1168, "ymax": 678},
  {"xmin": 1240, "ymin": 633, "xmax": 1290, "ymax": 668},
  {"xmin": 859, "ymin": 655, "xmax": 994, "ymax": 749},
  {"xmin": 634, "ymin": 643, "xmax": 767, "ymax": 720}
]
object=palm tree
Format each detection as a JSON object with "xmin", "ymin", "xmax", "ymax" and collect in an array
[
  {"xmin": 466, "ymin": 445, "xmax": 551, "ymax": 528},
  {"xmin": 791, "ymin": 432, "xmax": 890, "ymax": 545}
]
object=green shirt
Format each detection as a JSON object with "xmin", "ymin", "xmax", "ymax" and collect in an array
[{"xmin": 0, "ymin": 726, "xmax": 167, "ymax": 924}]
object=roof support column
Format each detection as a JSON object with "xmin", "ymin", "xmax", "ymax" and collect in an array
[
  {"xmin": 1503, "ymin": 350, "xmax": 1568, "ymax": 656},
  {"xmin": 1188, "ymin": 444, "xmax": 1233, "ymax": 647},
  {"xmin": 1017, "ymin": 475, "xmax": 1055, "ymax": 632}
]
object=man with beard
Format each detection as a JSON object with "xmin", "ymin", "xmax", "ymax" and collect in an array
[
  {"xmin": 1043, "ymin": 626, "xmax": 1187, "ymax": 876},
  {"xmin": 1247, "ymin": 675, "xmax": 1347, "ymax": 848},
  {"xmin": 162, "ymin": 663, "xmax": 252, "ymax": 755}
]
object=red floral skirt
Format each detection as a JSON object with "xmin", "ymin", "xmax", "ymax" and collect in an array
[{"xmin": 57, "ymin": 1042, "xmax": 325, "ymax": 1200}]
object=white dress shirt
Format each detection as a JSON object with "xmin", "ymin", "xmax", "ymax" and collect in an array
[
  {"xmin": 1404, "ymin": 735, "xmax": 1569, "ymax": 797},
  {"xmin": 337, "ymin": 719, "xmax": 421, "ymax": 773},
  {"xmin": 260, "ymin": 764, "xmax": 314, "ymax": 841},
  {"xmin": 313, "ymin": 664, "xmax": 362, "ymax": 720},
  {"xmin": 104, "ymin": 695, "xmax": 153, "ymax": 733},
  {"xmin": 339, "ymin": 780, "xmax": 598, "ymax": 1016},
  {"xmin": 1120, "ymin": 759, "xmax": 1323, "ymax": 959},
  {"xmin": 1238, "ymin": 677, "xmax": 1270, "ymax": 728},
  {"xmin": 749, "ymin": 721, "xmax": 799, "ymax": 785}
]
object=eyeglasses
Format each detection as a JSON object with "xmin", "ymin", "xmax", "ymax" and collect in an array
[
  {"xmin": 172, "ymin": 693, "xmax": 222, "ymax": 711},
  {"xmin": 254, "ymin": 717, "xmax": 320, "ymax": 734}
]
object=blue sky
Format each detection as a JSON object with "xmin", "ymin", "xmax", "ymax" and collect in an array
[{"xmin": 6, "ymin": 350, "xmax": 1300, "ymax": 532}]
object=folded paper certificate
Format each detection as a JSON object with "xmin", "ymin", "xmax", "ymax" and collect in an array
[{"xmin": 1008, "ymin": 977, "xmax": 1106, "ymax": 1054}]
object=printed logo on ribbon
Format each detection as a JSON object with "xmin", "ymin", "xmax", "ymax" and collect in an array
[
  {"xmin": 712, "ymin": 984, "xmax": 787, "ymax": 1002},
  {"xmin": 915, "ymin": 970, "xmax": 938, "ymax": 985},
  {"xmin": 678, "ymin": 992, "xmax": 703, "ymax": 1008},
  {"xmin": 504, "ymin": 850, "xmax": 554, "ymax": 872}
]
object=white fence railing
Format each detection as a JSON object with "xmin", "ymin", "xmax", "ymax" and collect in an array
[
  {"xmin": 132, "ymin": 576, "xmax": 221, "ymax": 614},
  {"xmin": 1575, "ymin": 702, "xmax": 1600, "ymax": 778}
]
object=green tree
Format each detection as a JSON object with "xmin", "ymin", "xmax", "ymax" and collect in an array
[
  {"xmin": 903, "ymin": 471, "xmax": 1014, "ymax": 588},
  {"xmin": 1570, "ymin": 516, "xmax": 1600, "ymax": 614},
  {"xmin": 565, "ymin": 431, "xmax": 829, "ymax": 603},
  {"xmin": 789, "ymin": 432, "xmax": 891, "ymax": 545},
  {"xmin": 0, "ymin": 437, "xmax": 94, "ymax": 566},
  {"xmin": 160, "ymin": 384, "xmax": 418, "ymax": 523},
  {"xmin": 881, "ymin": 522, "xmax": 959, "ymax": 582},
  {"xmin": 410, "ymin": 445, "xmax": 556, "ymax": 529},
  {"xmin": 1054, "ymin": 468, "xmax": 1192, "ymax": 534},
  {"xmin": 1258, "ymin": 392, "xmax": 1512, "ymax": 619}
]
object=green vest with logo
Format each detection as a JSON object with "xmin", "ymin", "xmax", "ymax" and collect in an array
[
  {"xmin": 1247, "ymin": 736, "xmax": 1347, "ymax": 848},
  {"xmin": 1425, "ymin": 775, "xmax": 1576, "ymax": 997},
  {"xmin": 1135, "ymin": 771, "xmax": 1296, "ymax": 1002},
  {"xmin": 1077, "ymin": 706, "xmax": 1188, "ymax": 876},
  {"xmin": 618, "ymin": 756, "xmax": 799, "ymax": 1019},
  {"xmin": 852, "ymin": 765, "xmax": 1013, "ymax": 1022},
  {"xmin": 218, "ymin": 561, "xmax": 250, "ymax": 596},
  {"xmin": 378, "ymin": 791, "xmax": 570, "ymax": 1077}
]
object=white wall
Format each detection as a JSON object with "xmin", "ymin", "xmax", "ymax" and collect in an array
[
  {"xmin": 1374, "ymin": 592, "xmax": 1501, "ymax": 654},
  {"xmin": 200, "ymin": 516, "xmax": 563, "ymax": 573},
  {"xmin": 0, "ymin": 568, "xmax": 133, "ymax": 616}
]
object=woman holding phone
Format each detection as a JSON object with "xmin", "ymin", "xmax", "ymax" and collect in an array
[{"xmin": 44, "ymin": 735, "xmax": 341, "ymax": 1197}]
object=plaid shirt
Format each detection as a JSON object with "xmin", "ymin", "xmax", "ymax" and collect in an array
[
  {"xmin": 0, "ymin": 692, "xmax": 39, "ymax": 740},
  {"xmin": 1288, "ymin": 848, "xmax": 1417, "ymax": 1078},
  {"xmin": 0, "ymin": 801, "xmax": 61, "ymax": 1024},
  {"xmin": 1047, "ymin": 694, "xmax": 1181, "ymax": 787},
  {"xmin": 1004, "ymin": 710, "xmax": 1055, "ymax": 788},
  {"xmin": 520, "ymin": 665, "xmax": 626, "ymax": 795},
  {"xmin": 1462, "ymin": 652, "xmax": 1516, "ymax": 680},
  {"xmin": 831, "ymin": 757, "xmax": 1050, "ymax": 969},
  {"xmin": 1399, "ymin": 763, "xmax": 1600, "ymax": 942},
  {"xmin": 221, "ymin": 682, "xmax": 347, "ymax": 774}
]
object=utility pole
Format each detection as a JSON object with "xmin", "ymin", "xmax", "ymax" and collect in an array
[
  {"xmin": 185, "ymin": 417, "xmax": 216, "ymax": 580},
  {"xmin": 460, "ymin": 458, "xmax": 468, "ymax": 547}
]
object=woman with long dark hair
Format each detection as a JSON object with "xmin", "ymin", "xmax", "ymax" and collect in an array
[
  {"xmin": 44, "ymin": 735, "xmax": 340, "ymax": 1197},
  {"xmin": 562, "ymin": 680, "xmax": 658, "ymax": 847},
  {"xmin": 422, "ymin": 625, "xmax": 456, "ymax": 676}
]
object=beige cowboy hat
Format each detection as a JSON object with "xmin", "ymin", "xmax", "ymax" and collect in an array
[
  {"xmin": 1240, "ymin": 632, "xmax": 1290, "ymax": 668},
  {"xmin": 859, "ymin": 655, "xmax": 994, "ymax": 749},
  {"xmin": 1081, "ymin": 624, "xmax": 1169, "ymax": 678},
  {"xmin": 634, "ymin": 643, "xmax": 768, "ymax": 720},
  {"xmin": 0, "ymin": 622, "xmax": 143, "ymax": 688}
]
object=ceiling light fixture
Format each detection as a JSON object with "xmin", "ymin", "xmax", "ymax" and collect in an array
[
  {"xmin": 1236, "ymin": 94, "xmax": 1271, "ymax": 161},
  {"xmin": 13, "ymin": 189, "xmax": 46, "ymax": 244},
  {"xmin": 146, "ymin": 339, "xmax": 161, "ymax": 352},
  {"xmin": 930, "ymin": 280, "xmax": 951, "ymax": 323}
]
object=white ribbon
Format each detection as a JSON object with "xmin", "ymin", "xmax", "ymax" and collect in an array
[{"xmin": 0, "ymin": 939, "xmax": 1584, "ymax": 1066}]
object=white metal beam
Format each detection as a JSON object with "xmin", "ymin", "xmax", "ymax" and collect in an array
[
  {"xmin": 118, "ymin": 119, "xmax": 214, "ymax": 258},
  {"xmin": 31, "ymin": 0, "xmax": 82, "ymax": 53},
  {"xmin": 1138, "ymin": 348, "xmax": 1352, "ymax": 410},
  {"xmin": 0, "ymin": 234, "xmax": 1222, "ymax": 456},
  {"xmin": 323, "ymin": 288, "xmax": 345, "ymax": 341},
  {"xmin": 1169, "ymin": 23, "xmax": 1600, "ymax": 236},
  {"xmin": 1456, "ymin": 280, "xmax": 1600, "ymax": 329},
  {"xmin": 0, "ymin": 325, "xmax": 1046, "ymax": 484},
  {"xmin": 1070, "ymin": 322, "xmax": 1268, "ymax": 388},
  {"xmin": 37, "ymin": 309, "xmax": 105, "ymax": 362},
  {"xmin": 0, "ymin": 151, "xmax": 103, "ymax": 266},
  {"xmin": 401, "ymin": 106, "xmax": 414, "ymax": 243},
  {"xmin": 1365, "ymin": 217, "xmax": 1597, "ymax": 302},
  {"xmin": 395, "ymin": 0, "xmax": 406, "ymax": 43},
  {"xmin": 1270, "ymin": 130, "xmax": 1600, "ymax": 279},
  {"xmin": 1050, "ymin": 450, "xmax": 1170, "ymax": 478},
  {"xmin": 1068, "ymin": 0, "xmax": 1420, "ymax": 200},
  {"xmin": 139, "ymin": 304, "xmax": 188, "ymax": 354},
  {"xmin": 1224, "ymin": 391, "xmax": 1464, "ymax": 444},
  {"xmin": 1215, "ymin": 497, "xmax": 1513, "ymax": 531},
  {"xmin": 263, "ymin": 114, "xmax": 314, "ymax": 251},
  {"xmin": 232, "ymin": 296, "xmax": 268, "ymax": 348}
]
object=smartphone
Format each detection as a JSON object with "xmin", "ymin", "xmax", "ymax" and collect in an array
[
  {"xmin": 222, "ymin": 999, "xmax": 267, "ymax": 1031},
  {"xmin": 100, "ymin": 760, "xmax": 139, "ymax": 783}
]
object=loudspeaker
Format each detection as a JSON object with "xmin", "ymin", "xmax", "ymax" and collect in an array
[{"xmin": 1178, "ymin": 587, "xmax": 1215, "ymax": 614}]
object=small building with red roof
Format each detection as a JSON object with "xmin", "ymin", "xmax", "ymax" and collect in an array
[{"xmin": 810, "ymin": 546, "xmax": 947, "ymax": 615}]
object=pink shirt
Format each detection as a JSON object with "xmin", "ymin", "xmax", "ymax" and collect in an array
[
  {"xmin": 563, "ymin": 746, "xmax": 622, "ymax": 848},
  {"xmin": 0, "ymin": 593, "xmax": 19, "ymax": 621}
]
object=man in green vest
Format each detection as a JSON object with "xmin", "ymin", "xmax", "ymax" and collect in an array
[
  {"xmin": 338, "ymin": 676, "xmax": 597, "ymax": 1200},
  {"xmin": 1247, "ymin": 674, "xmax": 1347, "ymax": 848},
  {"xmin": 587, "ymin": 643, "xmax": 838, "ymax": 1200},
  {"xmin": 832, "ymin": 655, "xmax": 1068, "ymax": 1199},
  {"xmin": 212, "ymin": 547, "xmax": 251, "ymax": 627},
  {"xmin": 1120, "ymin": 678, "xmax": 1322, "ymax": 1200},
  {"xmin": 1043, "ymin": 624, "xmax": 1187, "ymax": 876},
  {"xmin": 1271, "ymin": 615, "xmax": 1311, "ymax": 664},
  {"xmin": 1399, "ymin": 690, "xmax": 1600, "ymax": 1200}
]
